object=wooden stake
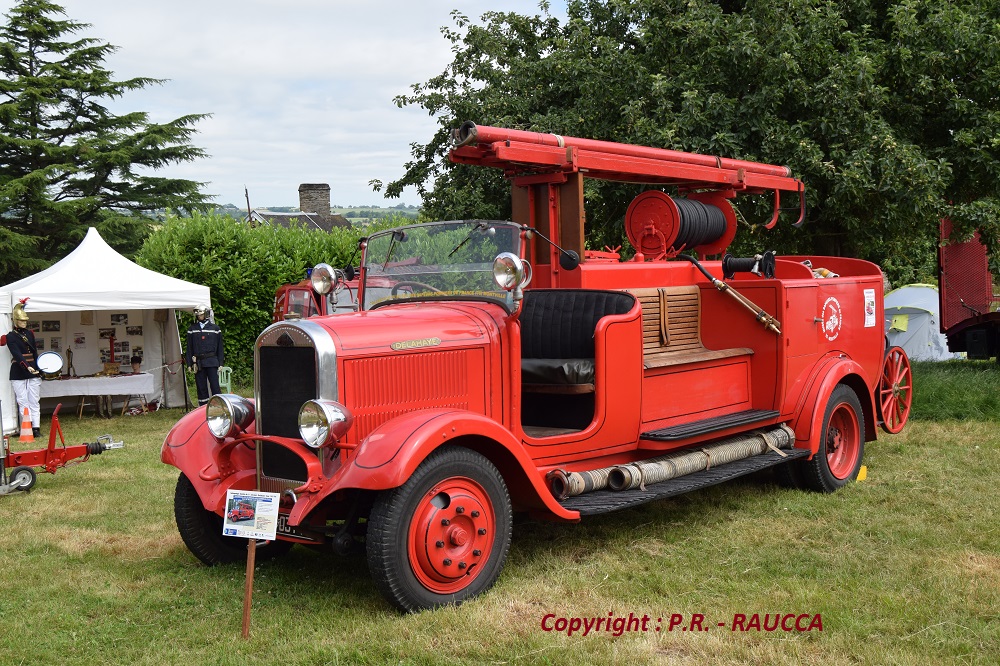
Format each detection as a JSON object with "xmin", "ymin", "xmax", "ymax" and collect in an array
[{"xmin": 242, "ymin": 539, "xmax": 257, "ymax": 639}]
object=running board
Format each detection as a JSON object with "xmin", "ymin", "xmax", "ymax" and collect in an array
[
  {"xmin": 559, "ymin": 448, "xmax": 810, "ymax": 516},
  {"xmin": 641, "ymin": 409, "xmax": 779, "ymax": 441}
]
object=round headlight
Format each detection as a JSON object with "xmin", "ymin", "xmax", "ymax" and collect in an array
[
  {"xmin": 206, "ymin": 394, "xmax": 255, "ymax": 440},
  {"xmin": 311, "ymin": 263, "xmax": 340, "ymax": 295},
  {"xmin": 493, "ymin": 252, "xmax": 530, "ymax": 291},
  {"xmin": 298, "ymin": 400, "xmax": 354, "ymax": 449}
]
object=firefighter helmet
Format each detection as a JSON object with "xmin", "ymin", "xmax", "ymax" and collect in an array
[{"xmin": 12, "ymin": 301, "xmax": 29, "ymax": 326}]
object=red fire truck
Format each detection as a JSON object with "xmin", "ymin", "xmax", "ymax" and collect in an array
[
  {"xmin": 227, "ymin": 500, "xmax": 255, "ymax": 522},
  {"xmin": 272, "ymin": 269, "xmax": 401, "ymax": 323},
  {"xmin": 272, "ymin": 268, "xmax": 357, "ymax": 323},
  {"xmin": 163, "ymin": 123, "xmax": 911, "ymax": 611}
]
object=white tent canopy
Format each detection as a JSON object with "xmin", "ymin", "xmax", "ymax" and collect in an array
[
  {"xmin": 2, "ymin": 227, "xmax": 210, "ymax": 433},
  {"xmin": 0, "ymin": 227, "xmax": 207, "ymax": 313},
  {"xmin": 884, "ymin": 284, "xmax": 961, "ymax": 362}
]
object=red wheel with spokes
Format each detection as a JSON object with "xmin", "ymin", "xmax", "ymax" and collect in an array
[
  {"xmin": 800, "ymin": 385, "xmax": 865, "ymax": 493},
  {"xmin": 877, "ymin": 346, "xmax": 912, "ymax": 434},
  {"xmin": 367, "ymin": 446, "xmax": 512, "ymax": 611}
]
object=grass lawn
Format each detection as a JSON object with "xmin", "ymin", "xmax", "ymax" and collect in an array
[{"xmin": 1, "ymin": 361, "xmax": 997, "ymax": 665}]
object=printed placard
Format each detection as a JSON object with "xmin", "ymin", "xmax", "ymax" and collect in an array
[
  {"xmin": 222, "ymin": 489, "xmax": 280, "ymax": 540},
  {"xmin": 864, "ymin": 288, "xmax": 876, "ymax": 328}
]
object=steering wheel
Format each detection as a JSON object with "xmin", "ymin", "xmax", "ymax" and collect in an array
[{"xmin": 390, "ymin": 281, "xmax": 443, "ymax": 296}]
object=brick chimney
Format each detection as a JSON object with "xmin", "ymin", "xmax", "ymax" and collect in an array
[{"xmin": 298, "ymin": 183, "xmax": 331, "ymax": 216}]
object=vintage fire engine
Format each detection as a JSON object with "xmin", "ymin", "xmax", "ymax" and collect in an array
[
  {"xmin": 163, "ymin": 123, "xmax": 912, "ymax": 611},
  {"xmin": 272, "ymin": 269, "xmax": 358, "ymax": 323},
  {"xmin": 227, "ymin": 500, "xmax": 256, "ymax": 522}
]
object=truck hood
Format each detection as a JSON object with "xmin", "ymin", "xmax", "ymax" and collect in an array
[{"xmin": 313, "ymin": 301, "xmax": 504, "ymax": 356}]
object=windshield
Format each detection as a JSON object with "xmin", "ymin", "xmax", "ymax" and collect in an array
[{"xmin": 361, "ymin": 220, "xmax": 522, "ymax": 311}]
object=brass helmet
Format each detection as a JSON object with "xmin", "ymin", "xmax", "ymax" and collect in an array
[{"xmin": 12, "ymin": 302, "xmax": 29, "ymax": 327}]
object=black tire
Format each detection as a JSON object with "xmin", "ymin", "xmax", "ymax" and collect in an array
[
  {"xmin": 174, "ymin": 473, "xmax": 293, "ymax": 565},
  {"xmin": 799, "ymin": 385, "xmax": 865, "ymax": 493},
  {"xmin": 366, "ymin": 446, "xmax": 513, "ymax": 612},
  {"xmin": 10, "ymin": 465, "xmax": 36, "ymax": 491}
]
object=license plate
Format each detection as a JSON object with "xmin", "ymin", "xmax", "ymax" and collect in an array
[{"xmin": 276, "ymin": 514, "xmax": 321, "ymax": 543}]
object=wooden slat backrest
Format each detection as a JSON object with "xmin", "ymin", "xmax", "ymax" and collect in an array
[
  {"xmin": 630, "ymin": 286, "xmax": 706, "ymax": 358},
  {"xmin": 630, "ymin": 286, "xmax": 754, "ymax": 369}
]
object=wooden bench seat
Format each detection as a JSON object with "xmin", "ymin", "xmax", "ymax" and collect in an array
[{"xmin": 630, "ymin": 286, "xmax": 752, "ymax": 369}]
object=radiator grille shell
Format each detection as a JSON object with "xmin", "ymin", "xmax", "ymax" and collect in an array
[{"xmin": 255, "ymin": 321, "xmax": 337, "ymax": 487}]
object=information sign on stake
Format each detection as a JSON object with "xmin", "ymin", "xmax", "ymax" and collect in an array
[{"xmin": 222, "ymin": 489, "xmax": 280, "ymax": 638}]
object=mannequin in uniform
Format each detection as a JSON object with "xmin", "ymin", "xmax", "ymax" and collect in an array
[
  {"xmin": 6, "ymin": 300, "xmax": 42, "ymax": 437},
  {"xmin": 185, "ymin": 304, "xmax": 224, "ymax": 406}
]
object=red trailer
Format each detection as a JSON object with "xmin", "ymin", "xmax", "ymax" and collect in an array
[
  {"xmin": 163, "ymin": 123, "xmax": 911, "ymax": 611},
  {"xmin": 938, "ymin": 219, "xmax": 1000, "ymax": 360}
]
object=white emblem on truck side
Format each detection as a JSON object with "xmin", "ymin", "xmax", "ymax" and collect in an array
[{"xmin": 822, "ymin": 296, "xmax": 843, "ymax": 341}]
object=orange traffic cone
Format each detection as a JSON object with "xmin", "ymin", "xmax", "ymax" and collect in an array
[{"xmin": 18, "ymin": 407, "xmax": 33, "ymax": 443}]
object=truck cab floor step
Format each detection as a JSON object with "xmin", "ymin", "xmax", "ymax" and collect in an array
[{"xmin": 640, "ymin": 409, "xmax": 779, "ymax": 442}]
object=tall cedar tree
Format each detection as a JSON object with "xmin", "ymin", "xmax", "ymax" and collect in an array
[
  {"xmin": 380, "ymin": 0, "xmax": 1000, "ymax": 285},
  {"xmin": 0, "ymin": 0, "xmax": 210, "ymax": 284}
]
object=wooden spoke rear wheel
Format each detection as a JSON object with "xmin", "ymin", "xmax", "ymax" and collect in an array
[{"xmin": 877, "ymin": 346, "xmax": 912, "ymax": 434}]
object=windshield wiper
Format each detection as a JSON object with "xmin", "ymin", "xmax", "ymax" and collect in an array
[
  {"xmin": 448, "ymin": 222, "xmax": 489, "ymax": 258},
  {"xmin": 383, "ymin": 229, "xmax": 406, "ymax": 266}
]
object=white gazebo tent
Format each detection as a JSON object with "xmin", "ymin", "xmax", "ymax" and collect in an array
[{"xmin": 1, "ymin": 227, "xmax": 210, "ymax": 434}]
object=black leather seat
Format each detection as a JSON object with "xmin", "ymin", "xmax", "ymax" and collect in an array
[{"xmin": 519, "ymin": 289, "xmax": 636, "ymax": 388}]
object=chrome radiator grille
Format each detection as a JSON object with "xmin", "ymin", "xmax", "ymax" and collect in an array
[
  {"xmin": 258, "ymin": 345, "xmax": 317, "ymax": 438},
  {"xmin": 255, "ymin": 321, "xmax": 337, "ymax": 487}
]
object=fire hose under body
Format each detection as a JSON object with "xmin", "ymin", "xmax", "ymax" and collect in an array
[{"xmin": 547, "ymin": 424, "xmax": 796, "ymax": 500}]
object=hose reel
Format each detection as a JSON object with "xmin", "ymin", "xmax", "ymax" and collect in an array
[{"xmin": 625, "ymin": 191, "xmax": 738, "ymax": 259}]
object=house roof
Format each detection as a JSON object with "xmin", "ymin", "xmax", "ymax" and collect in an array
[{"xmin": 246, "ymin": 210, "xmax": 350, "ymax": 232}]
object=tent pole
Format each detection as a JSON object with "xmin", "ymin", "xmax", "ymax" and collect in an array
[
  {"xmin": 159, "ymin": 318, "xmax": 169, "ymax": 409},
  {"xmin": 176, "ymin": 310, "xmax": 192, "ymax": 412}
]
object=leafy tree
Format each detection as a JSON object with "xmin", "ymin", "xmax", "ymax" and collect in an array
[
  {"xmin": 0, "ymin": 0, "xmax": 210, "ymax": 285},
  {"xmin": 380, "ymin": 0, "xmax": 1000, "ymax": 286}
]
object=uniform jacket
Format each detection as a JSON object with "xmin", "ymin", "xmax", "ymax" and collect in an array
[
  {"xmin": 6, "ymin": 326, "xmax": 39, "ymax": 380},
  {"xmin": 185, "ymin": 320, "xmax": 224, "ymax": 369}
]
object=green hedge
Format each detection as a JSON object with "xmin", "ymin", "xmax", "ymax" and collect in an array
[{"xmin": 135, "ymin": 211, "xmax": 408, "ymax": 385}]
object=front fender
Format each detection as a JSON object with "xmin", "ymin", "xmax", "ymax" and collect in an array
[
  {"xmin": 161, "ymin": 406, "xmax": 259, "ymax": 513},
  {"xmin": 289, "ymin": 408, "xmax": 578, "ymax": 524},
  {"xmin": 791, "ymin": 356, "xmax": 875, "ymax": 454}
]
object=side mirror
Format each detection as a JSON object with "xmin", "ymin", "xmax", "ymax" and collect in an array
[{"xmin": 559, "ymin": 250, "xmax": 580, "ymax": 271}]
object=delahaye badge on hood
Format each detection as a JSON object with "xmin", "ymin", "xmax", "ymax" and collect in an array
[{"xmin": 390, "ymin": 337, "xmax": 442, "ymax": 351}]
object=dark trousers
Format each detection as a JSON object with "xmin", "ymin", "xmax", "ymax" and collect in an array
[{"xmin": 195, "ymin": 366, "xmax": 221, "ymax": 405}]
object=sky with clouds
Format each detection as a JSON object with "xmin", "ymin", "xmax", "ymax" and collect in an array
[{"xmin": 0, "ymin": 1, "xmax": 564, "ymax": 209}]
